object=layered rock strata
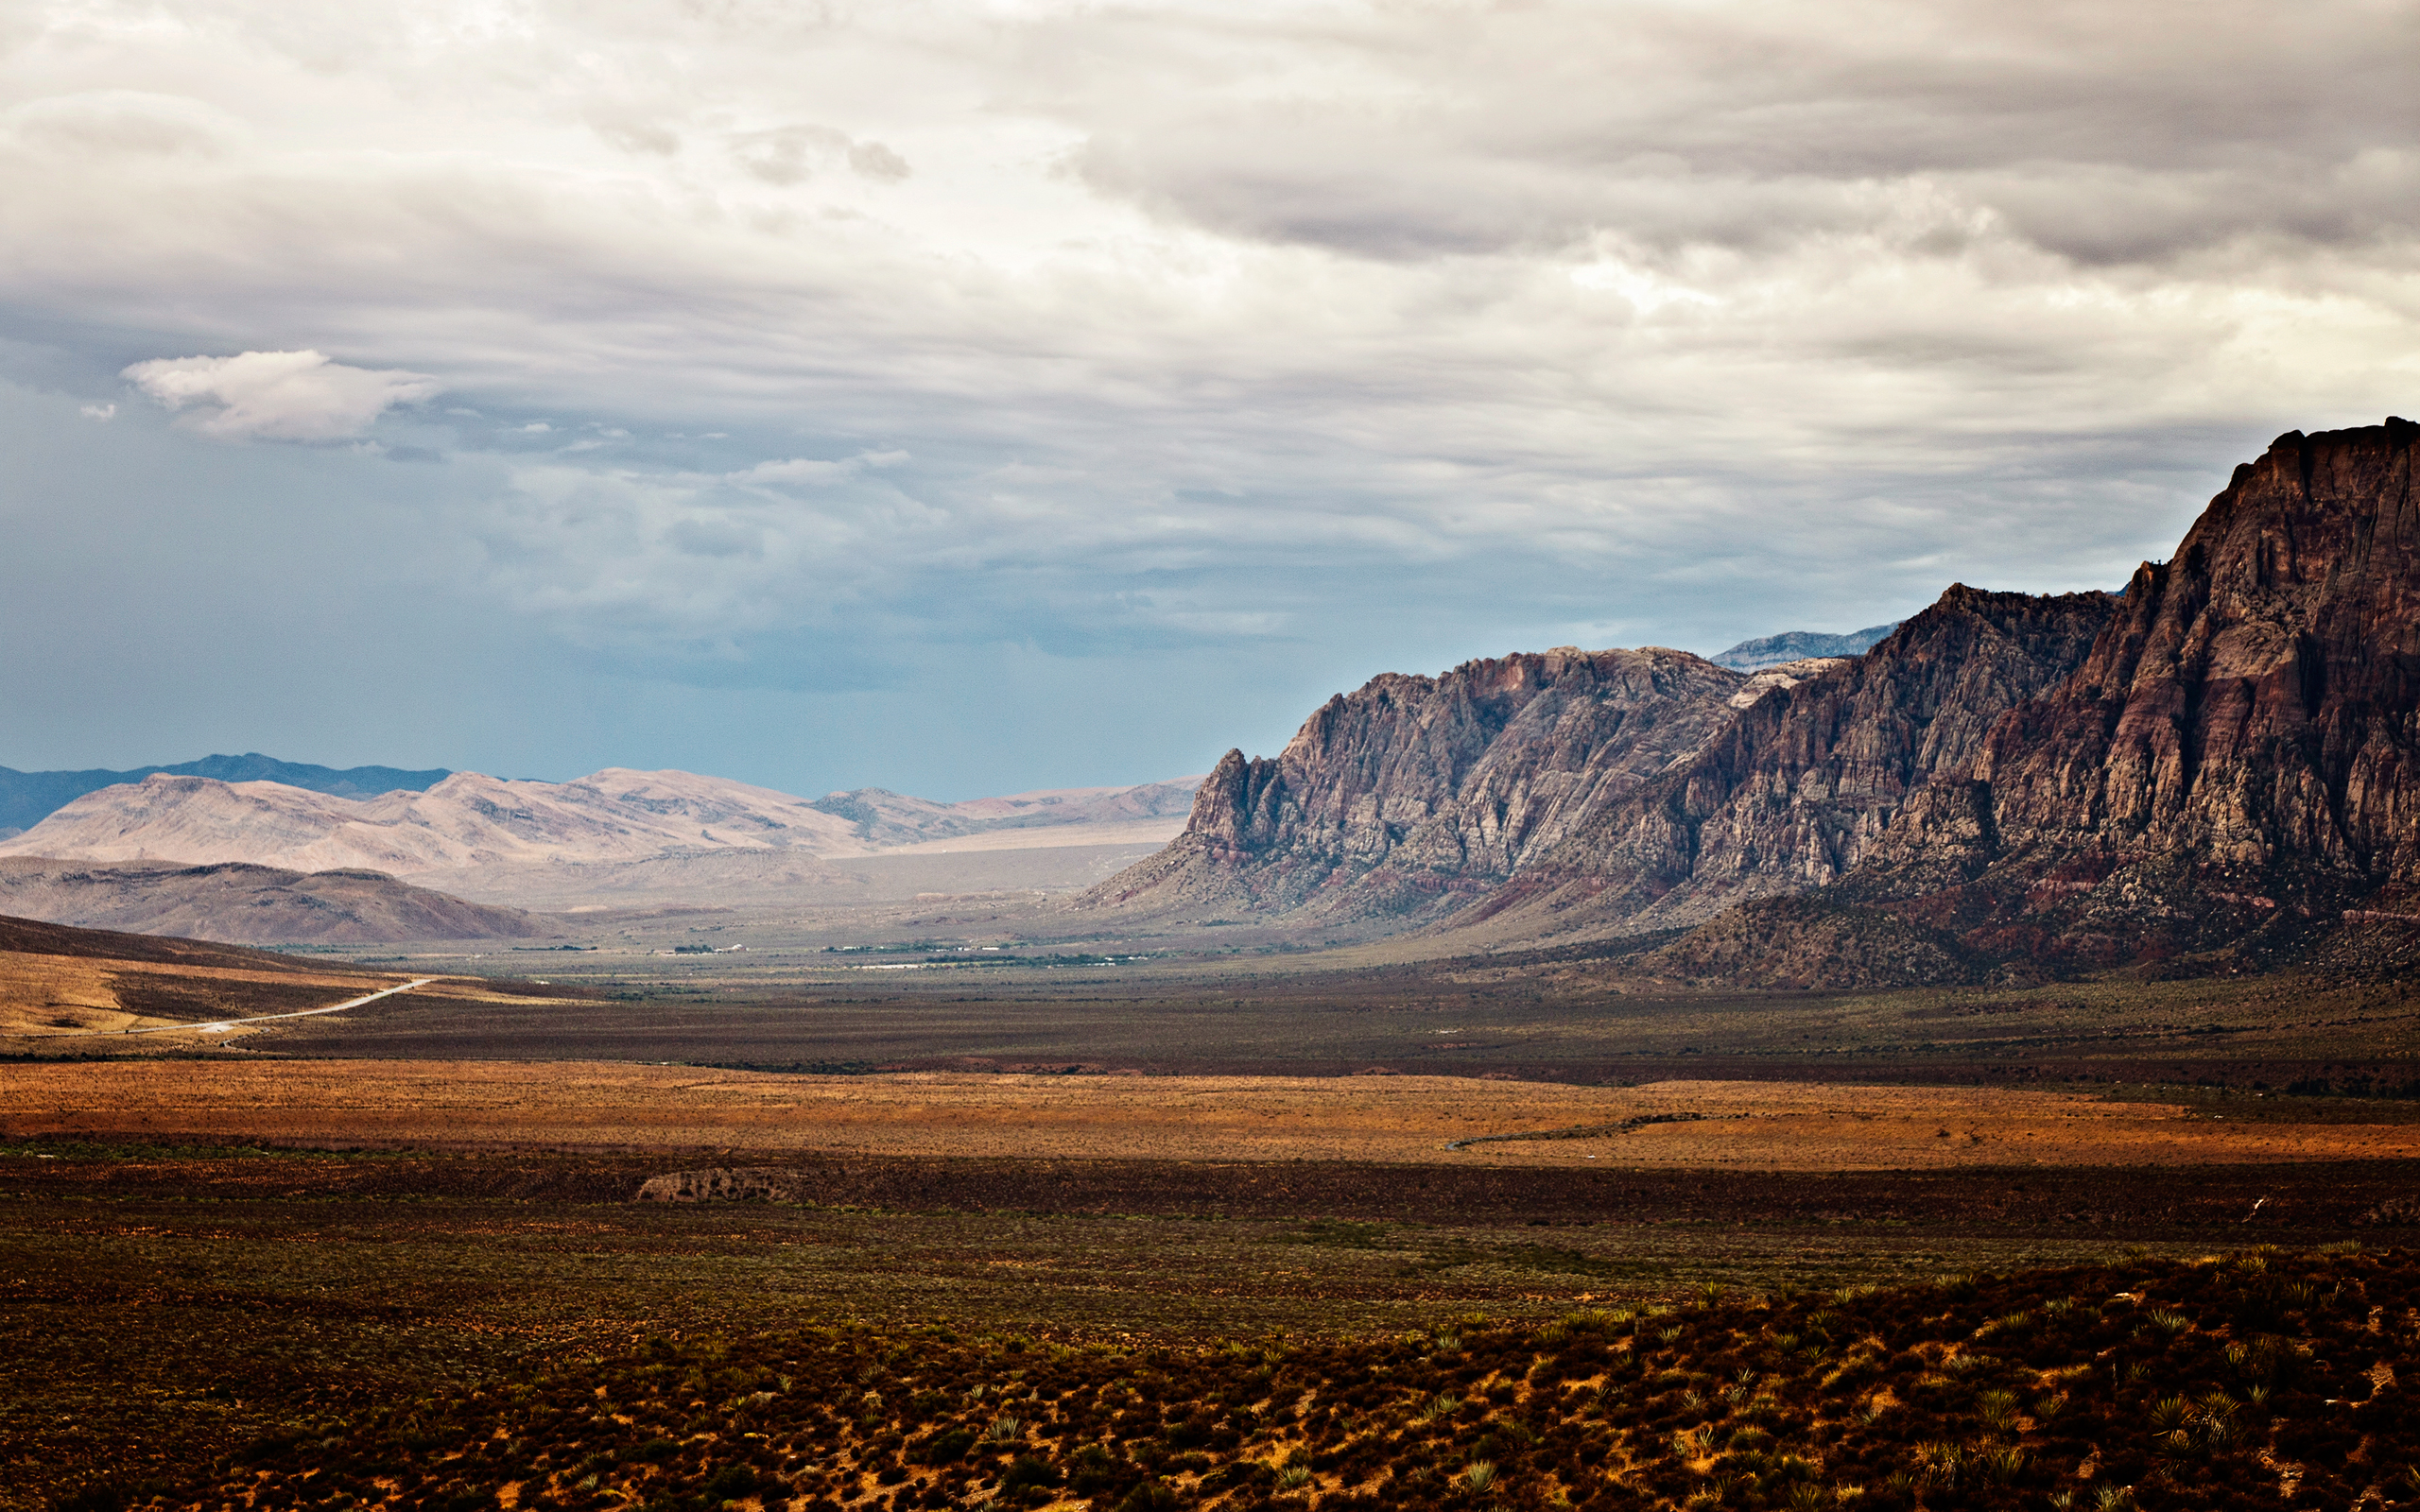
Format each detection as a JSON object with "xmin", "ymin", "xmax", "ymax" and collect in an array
[
  {"xmin": 1079, "ymin": 646, "xmax": 1754, "ymax": 921},
  {"xmin": 1467, "ymin": 584, "xmax": 2117, "ymax": 936},
  {"xmin": 1836, "ymin": 420, "xmax": 2420, "ymax": 973}
]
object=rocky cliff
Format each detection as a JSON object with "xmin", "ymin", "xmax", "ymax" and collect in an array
[
  {"xmin": 1460, "ymin": 584, "xmax": 2117, "ymax": 936},
  {"xmin": 1079, "ymin": 646, "xmax": 1758, "ymax": 921},
  {"xmin": 1828, "ymin": 420, "xmax": 2420, "ymax": 974}
]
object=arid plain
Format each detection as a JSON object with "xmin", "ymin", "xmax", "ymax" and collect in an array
[{"xmin": 7, "ymin": 926, "xmax": 2420, "ymax": 1510}]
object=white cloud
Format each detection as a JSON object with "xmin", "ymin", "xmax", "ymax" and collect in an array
[
  {"xmin": 121, "ymin": 351, "xmax": 439, "ymax": 442},
  {"xmin": 78, "ymin": 403, "xmax": 113, "ymax": 421}
]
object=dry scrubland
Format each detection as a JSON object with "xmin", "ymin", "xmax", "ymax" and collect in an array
[
  {"xmin": 35, "ymin": 1242, "xmax": 2420, "ymax": 1512},
  {"xmin": 10, "ymin": 1062, "xmax": 2420, "ymax": 1170},
  {"xmin": 7, "ymin": 927, "xmax": 2420, "ymax": 1512}
]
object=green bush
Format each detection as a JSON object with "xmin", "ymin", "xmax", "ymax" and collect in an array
[{"xmin": 909, "ymin": 1426, "xmax": 978, "ymax": 1464}]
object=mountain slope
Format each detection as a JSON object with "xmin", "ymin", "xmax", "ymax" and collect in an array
[
  {"xmin": 0, "ymin": 753, "xmax": 449, "ymax": 834},
  {"xmin": 0, "ymin": 860, "xmax": 552, "ymax": 945},
  {"xmin": 1451, "ymin": 584, "xmax": 2117, "ymax": 939},
  {"xmin": 1079, "ymin": 646, "xmax": 1756, "ymax": 923},
  {"xmin": 1828, "ymin": 418, "xmax": 2420, "ymax": 975},
  {"xmin": 808, "ymin": 778, "xmax": 1201, "ymax": 848},
  {"xmin": 0, "ymin": 768, "xmax": 873, "ymax": 875}
]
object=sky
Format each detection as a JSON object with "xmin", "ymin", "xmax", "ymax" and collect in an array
[{"xmin": 1, "ymin": 1, "xmax": 2414, "ymax": 799}]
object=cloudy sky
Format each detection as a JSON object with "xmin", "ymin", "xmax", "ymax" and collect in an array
[{"xmin": 2, "ymin": 1, "xmax": 2413, "ymax": 799}]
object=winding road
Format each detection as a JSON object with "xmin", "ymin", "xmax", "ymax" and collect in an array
[{"xmin": 104, "ymin": 977, "xmax": 434, "ymax": 1037}]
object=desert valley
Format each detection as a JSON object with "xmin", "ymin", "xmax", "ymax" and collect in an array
[{"xmin": 3, "ymin": 423, "xmax": 2419, "ymax": 1512}]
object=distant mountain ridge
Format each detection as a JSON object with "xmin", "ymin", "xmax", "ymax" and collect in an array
[
  {"xmin": 809, "ymin": 779, "xmax": 1202, "ymax": 848},
  {"xmin": 1709, "ymin": 623, "xmax": 1900, "ymax": 671},
  {"xmin": 0, "ymin": 753, "xmax": 448, "ymax": 835},
  {"xmin": 0, "ymin": 767, "xmax": 1205, "ymax": 916}
]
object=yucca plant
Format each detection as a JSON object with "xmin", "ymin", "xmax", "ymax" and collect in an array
[
  {"xmin": 1274, "ymin": 1464, "xmax": 1313, "ymax": 1491},
  {"xmin": 1976, "ymin": 1445, "xmax": 2028, "ymax": 1485},
  {"xmin": 2093, "ymin": 1484, "xmax": 2136, "ymax": 1511},
  {"xmin": 1913, "ymin": 1442, "xmax": 1963, "ymax": 1489},
  {"xmin": 1976, "ymin": 1388, "xmax": 2019, "ymax": 1431},
  {"xmin": 983, "ymin": 1416, "xmax": 1023, "ymax": 1444},
  {"xmin": 2149, "ymin": 1309, "xmax": 2192, "ymax": 1335},
  {"xmin": 2147, "ymin": 1396, "xmax": 2191, "ymax": 1434},
  {"xmin": 1463, "ymin": 1460, "xmax": 1498, "ymax": 1492}
]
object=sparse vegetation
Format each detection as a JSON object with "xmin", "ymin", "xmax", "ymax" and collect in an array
[{"xmin": 26, "ymin": 1247, "xmax": 2401, "ymax": 1511}]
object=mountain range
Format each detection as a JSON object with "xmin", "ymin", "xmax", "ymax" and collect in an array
[
  {"xmin": 1706, "ymin": 622, "xmax": 1901, "ymax": 671},
  {"xmin": 1084, "ymin": 420, "xmax": 2420, "ymax": 985},
  {"xmin": 0, "ymin": 753, "xmax": 448, "ymax": 836},
  {"xmin": 0, "ymin": 765, "xmax": 1204, "ymax": 929}
]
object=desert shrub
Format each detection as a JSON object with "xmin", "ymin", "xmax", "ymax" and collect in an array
[
  {"xmin": 909, "ymin": 1426, "xmax": 977, "ymax": 1464},
  {"xmin": 1115, "ymin": 1481, "xmax": 1180, "ymax": 1512},
  {"xmin": 1000, "ymin": 1454, "xmax": 1057, "ymax": 1492},
  {"xmin": 700, "ymin": 1464, "xmax": 768, "ymax": 1500}
]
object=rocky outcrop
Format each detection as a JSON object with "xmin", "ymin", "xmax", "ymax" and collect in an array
[
  {"xmin": 1439, "ymin": 584, "xmax": 2117, "ymax": 937},
  {"xmin": 1079, "ymin": 646, "xmax": 1751, "ymax": 921},
  {"xmin": 1633, "ymin": 896, "xmax": 1983, "ymax": 990},
  {"xmin": 1085, "ymin": 591, "xmax": 2110, "ymax": 939},
  {"xmin": 1837, "ymin": 420, "xmax": 2420, "ymax": 974}
]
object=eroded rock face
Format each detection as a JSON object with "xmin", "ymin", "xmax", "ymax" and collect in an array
[
  {"xmin": 1080, "ymin": 646, "xmax": 1748, "ymax": 920},
  {"xmin": 1462, "ymin": 584, "xmax": 2117, "ymax": 936},
  {"xmin": 1847, "ymin": 420, "xmax": 2420, "ymax": 972}
]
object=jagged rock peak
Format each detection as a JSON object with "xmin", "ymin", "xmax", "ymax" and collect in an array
[
  {"xmin": 1830, "ymin": 418, "xmax": 2420, "ymax": 976},
  {"xmin": 1080, "ymin": 645, "xmax": 1750, "ymax": 919}
]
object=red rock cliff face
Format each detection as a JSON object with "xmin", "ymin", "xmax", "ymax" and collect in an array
[
  {"xmin": 1080, "ymin": 646, "xmax": 1747, "ymax": 920},
  {"xmin": 1849, "ymin": 420, "xmax": 2420, "ymax": 970},
  {"xmin": 1457, "ymin": 584, "xmax": 2116, "ymax": 937}
]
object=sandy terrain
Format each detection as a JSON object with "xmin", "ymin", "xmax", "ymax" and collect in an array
[{"xmin": 7, "ymin": 1062, "xmax": 2417, "ymax": 1169}]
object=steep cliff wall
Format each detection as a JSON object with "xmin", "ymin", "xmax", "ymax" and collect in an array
[
  {"xmin": 1079, "ymin": 646, "xmax": 1750, "ymax": 920},
  {"xmin": 1838, "ymin": 420, "xmax": 2420, "ymax": 973},
  {"xmin": 1445, "ymin": 585, "xmax": 2116, "ymax": 938}
]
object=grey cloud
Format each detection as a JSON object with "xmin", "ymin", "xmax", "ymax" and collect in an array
[
  {"xmin": 730, "ymin": 125, "xmax": 909, "ymax": 185},
  {"xmin": 847, "ymin": 140, "xmax": 908, "ymax": 180},
  {"xmin": 0, "ymin": 1, "xmax": 2411, "ymax": 797},
  {"xmin": 5, "ymin": 91, "xmax": 239, "ymax": 159},
  {"xmin": 1057, "ymin": 2, "xmax": 2420, "ymax": 266}
]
